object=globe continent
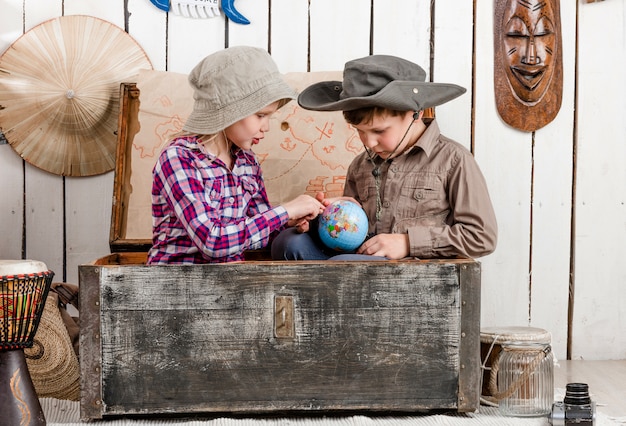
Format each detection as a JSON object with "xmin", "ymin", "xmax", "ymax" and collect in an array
[{"xmin": 318, "ymin": 200, "xmax": 368, "ymax": 252}]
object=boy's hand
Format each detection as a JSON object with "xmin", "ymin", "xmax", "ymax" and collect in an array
[{"xmin": 357, "ymin": 233, "xmax": 409, "ymax": 260}]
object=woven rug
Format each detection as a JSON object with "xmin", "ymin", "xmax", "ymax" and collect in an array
[{"xmin": 41, "ymin": 399, "xmax": 625, "ymax": 426}]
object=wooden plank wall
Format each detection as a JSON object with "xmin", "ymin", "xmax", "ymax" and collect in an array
[{"xmin": 1, "ymin": 0, "xmax": 624, "ymax": 361}]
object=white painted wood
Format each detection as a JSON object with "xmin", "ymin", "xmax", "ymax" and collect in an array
[
  {"xmin": 0, "ymin": 0, "xmax": 23, "ymax": 52},
  {"xmin": 1, "ymin": 0, "xmax": 626, "ymax": 360},
  {"xmin": 23, "ymin": 0, "xmax": 62, "ymax": 30},
  {"xmin": 58, "ymin": 3, "xmax": 125, "ymax": 285},
  {"xmin": 19, "ymin": 1, "xmax": 65, "ymax": 278},
  {"xmin": 167, "ymin": 9, "xmax": 225, "ymax": 73},
  {"xmin": 370, "ymin": 0, "xmax": 431, "ymax": 123},
  {"xmin": 574, "ymin": 0, "xmax": 626, "ymax": 360},
  {"xmin": 309, "ymin": 0, "xmax": 370, "ymax": 71},
  {"xmin": 474, "ymin": 0, "xmax": 533, "ymax": 329},
  {"xmin": 225, "ymin": 0, "xmax": 269, "ymax": 49},
  {"xmin": 432, "ymin": 0, "xmax": 473, "ymax": 148},
  {"xmin": 0, "ymin": 148, "xmax": 24, "ymax": 261},
  {"xmin": 0, "ymin": 0, "xmax": 25, "ymax": 261},
  {"xmin": 65, "ymin": 174, "xmax": 114, "ymax": 285},
  {"xmin": 62, "ymin": 0, "xmax": 123, "ymax": 26},
  {"xmin": 24, "ymin": 165, "xmax": 64, "ymax": 280},
  {"xmin": 529, "ymin": 0, "xmax": 577, "ymax": 361},
  {"xmin": 127, "ymin": 0, "xmax": 166, "ymax": 70},
  {"xmin": 372, "ymin": 0, "xmax": 430, "ymax": 65},
  {"xmin": 371, "ymin": 0, "xmax": 433, "ymax": 129},
  {"xmin": 270, "ymin": 0, "xmax": 309, "ymax": 72}
]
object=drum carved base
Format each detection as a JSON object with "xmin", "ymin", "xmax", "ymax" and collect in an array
[{"xmin": 0, "ymin": 350, "xmax": 46, "ymax": 426}]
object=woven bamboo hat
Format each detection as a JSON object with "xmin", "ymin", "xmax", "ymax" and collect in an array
[{"xmin": 0, "ymin": 15, "xmax": 152, "ymax": 176}]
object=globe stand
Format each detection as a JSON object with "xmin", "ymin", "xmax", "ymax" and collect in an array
[{"xmin": 0, "ymin": 349, "xmax": 46, "ymax": 426}]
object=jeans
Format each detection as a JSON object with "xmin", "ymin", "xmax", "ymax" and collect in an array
[{"xmin": 271, "ymin": 227, "xmax": 387, "ymax": 261}]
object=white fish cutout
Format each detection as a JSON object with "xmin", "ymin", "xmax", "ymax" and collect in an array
[{"xmin": 149, "ymin": 0, "xmax": 250, "ymax": 24}]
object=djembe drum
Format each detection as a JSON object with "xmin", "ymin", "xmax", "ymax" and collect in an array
[{"xmin": 1, "ymin": 260, "xmax": 54, "ymax": 426}]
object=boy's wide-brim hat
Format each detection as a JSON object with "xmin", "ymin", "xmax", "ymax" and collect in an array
[
  {"xmin": 298, "ymin": 55, "xmax": 466, "ymax": 112},
  {"xmin": 183, "ymin": 46, "xmax": 297, "ymax": 135}
]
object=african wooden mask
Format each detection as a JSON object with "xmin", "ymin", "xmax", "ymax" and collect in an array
[{"xmin": 494, "ymin": 0, "xmax": 563, "ymax": 132}]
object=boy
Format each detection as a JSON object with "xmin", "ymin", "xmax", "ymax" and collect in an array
[{"xmin": 271, "ymin": 54, "xmax": 497, "ymax": 260}]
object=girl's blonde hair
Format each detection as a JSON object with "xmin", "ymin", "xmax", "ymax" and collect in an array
[
  {"xmin": 158, "ymin": 131, "xmax": 226, "ymax": 166},
  {"xmin": 163, "ymin": 97, "xmax": 292, "ymax": 156}
]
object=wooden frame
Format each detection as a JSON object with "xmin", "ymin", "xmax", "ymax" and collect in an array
[{"xmin": 109, "ymin": 83, "xmax": 151, "ymax": 253}]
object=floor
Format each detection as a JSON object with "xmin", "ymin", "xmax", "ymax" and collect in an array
[
  {"xmin": 39, "ymin": 360, "xmax": 626, "ymax": 425},
  {"xmin": 553, "ymin": 359, "xmax": 626, "ymax": 418}
]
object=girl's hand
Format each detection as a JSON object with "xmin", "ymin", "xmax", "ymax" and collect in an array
[
  {"xmin": 315, "ymin": 191, "xmax": 360, "ymax": 207},
  {"xmin": 287, "ymin": 218, "xmax": 311, "ymax": 233},
  {"xmin": 282, "ymin": 194, "xmax": 324, "ymax": 222}
]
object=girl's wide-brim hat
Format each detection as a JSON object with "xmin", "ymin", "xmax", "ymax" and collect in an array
[
  {"xmin": 183, "ymin": 46, "xmax": 297, "ymax": 135},
  {"xmin": 298, "ymin": 55, "xmax": 466, "ymax": 112}
]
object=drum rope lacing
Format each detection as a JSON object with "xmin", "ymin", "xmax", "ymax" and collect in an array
[{"xmin": 0, "ymin": 270, "xmax": 54, "ymax": 350}]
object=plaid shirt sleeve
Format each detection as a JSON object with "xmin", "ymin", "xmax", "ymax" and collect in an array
[{"xmin": 150, "ymin": 143, "xmax": 288, "ymax": 263}]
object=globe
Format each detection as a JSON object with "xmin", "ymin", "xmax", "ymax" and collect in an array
[{"xmin": 318, "ymin": 200, "xmax": 369, "ymax": 252}]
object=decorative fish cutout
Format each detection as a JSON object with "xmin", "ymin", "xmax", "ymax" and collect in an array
[{"xmin": 149, "ymin": 0, "xmax": 250, "ymax": 24}]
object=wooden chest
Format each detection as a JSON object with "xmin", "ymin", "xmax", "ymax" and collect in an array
[
  {"xmin": 79, "ymin": 76, "xmax": 482, "ymax": 420},
  {"xmin": 79, "ymin": 253, "xmax": 481, "ymax": 419}
]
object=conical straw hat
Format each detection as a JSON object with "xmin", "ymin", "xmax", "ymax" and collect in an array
[{"xmin": 0, "ymin": 15, "xmax": 152, "ymax": 176}]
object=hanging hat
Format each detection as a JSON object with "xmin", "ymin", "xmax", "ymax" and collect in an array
[
  {"xmin": 298, "ymin": 54, "xmax": 466, "ymax": 112},
  {"xmin": 183, "ymin": 46, "xmax": 297, "ymax": 135},
  {"xmin": 0, "ymin": 15, "xmax": 152, "ymax": 176}
]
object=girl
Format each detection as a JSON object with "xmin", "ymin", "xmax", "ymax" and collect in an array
[{"xmin": 147, "ymin": 46, "xmax": 323, "ymax": 264}]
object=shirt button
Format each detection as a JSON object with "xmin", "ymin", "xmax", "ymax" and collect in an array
[
  {"xmin": 229, "ymin": 197, "xmax": 235, "ymax": 203},
  {"xmin": 383, "ymin": 201, "xmax": 391, "ymax": 208}
]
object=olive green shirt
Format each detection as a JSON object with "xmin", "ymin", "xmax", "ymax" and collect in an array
[{"xmin": 343, "ymin": 119, "xmax": 497, "ymax": 259}]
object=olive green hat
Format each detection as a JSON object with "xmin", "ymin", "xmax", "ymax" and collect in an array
[{"xmin": 298, "ymin": 54, "xmax": 466, "ymax": 112}]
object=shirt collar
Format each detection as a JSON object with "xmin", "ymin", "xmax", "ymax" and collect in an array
[
  {"xmin": 175, "ymin": 135, "xmax": 250, "ymax": 159},
  {"xmin": 407, "ymin": 119, "xmax": 441, "ymax": 158}
]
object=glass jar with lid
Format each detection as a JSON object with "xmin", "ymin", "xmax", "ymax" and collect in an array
[{"xmin": 480, "ymin": 326, "xmax": 554, "ymax": 416}]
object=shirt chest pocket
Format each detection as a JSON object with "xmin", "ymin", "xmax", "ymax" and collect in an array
[
  {"xmin": 205, "ymin": 180, "xmax": 223, "ymax": 209},
  {"xmin": 213, "ymin": 176, "xmax": 260, "ymax": 213},
  {"xmin": 412, "ymin": 178, "xmax": 440, "ymax": 201},
  {"xmin": 398, "ymin": 174, "xmax": 446, "ymax": 217},
  {"xmin": 356, "ymin": 184, "xmax": 376, "ymax": 203}
]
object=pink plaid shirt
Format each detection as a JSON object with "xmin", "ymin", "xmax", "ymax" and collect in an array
[{"xmin": 147, "ymin": 136, "xmax": 288, "ymax": 264}]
